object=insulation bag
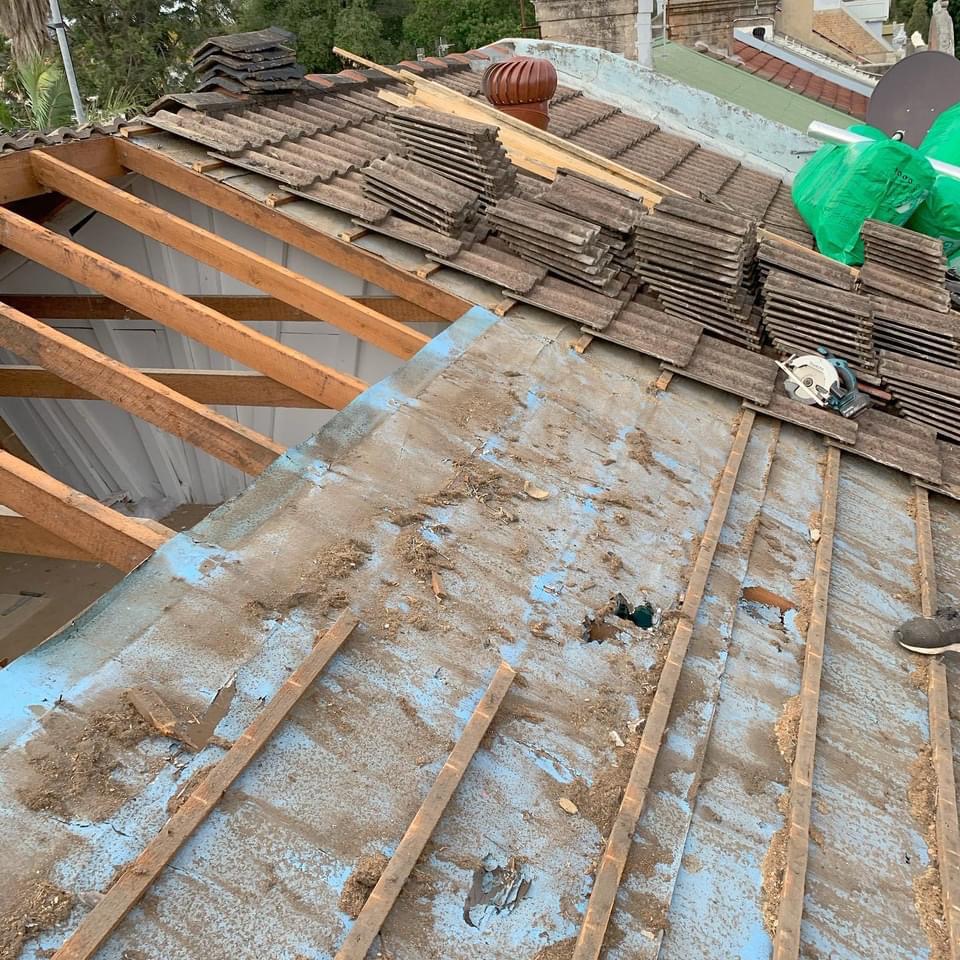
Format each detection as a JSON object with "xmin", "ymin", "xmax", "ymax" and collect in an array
[
  {"xmin": 908, "ymin": 103, "xmax": 960, "ymax": 262},
  {"xmin": 792, "ymin": 123, "xmax": 935, "ymax": 265}
]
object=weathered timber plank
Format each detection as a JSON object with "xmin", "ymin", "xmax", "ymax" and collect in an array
[
  {"xmin": 333, "ymin": 660, "xmax": 516, "ymax": 959},
  {"xmin": 0, "ymin": 302, "xmax": 283, "ymax": 474},
  {"xmin": 0, "ymin": 451, "xmax": 171, "ymax": 571},
  {"xmin": 51, "ymin": 611, "xmax": 360, "ymax": 960},
  {"xmin": 572, "ymin": 409, "xmax": 756, "ymax": 960}
]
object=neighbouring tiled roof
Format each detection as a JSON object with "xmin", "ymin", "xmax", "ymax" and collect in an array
[
  {"xmin": 812, "ymin": 9, "xmax": 892, "ymax": 61},
  {"xmin": 726, "ymin": 40, "xmax": 869, "ymax": 119}
]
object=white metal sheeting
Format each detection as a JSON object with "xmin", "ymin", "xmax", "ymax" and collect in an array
[{"xmin": 0, "ymin": 178, "xmax": 444, "ymax": 512}]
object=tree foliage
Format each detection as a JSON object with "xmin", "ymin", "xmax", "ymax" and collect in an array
[
  {"xmin": 0, "ymin": 51, "xmax": 143, "ymax": 132},
  {"xmin": 0, "ymin": 55, "xmax": 73, "ymax": 131},
  {"xmin": 58, "ymin": 0, "xmax": 239, "ymax": 103},
  {"xmin": 906, "ymin": 0, "xmax": 932, "ymax": 39},
  {"xmin": 0, "ymin": 1, "xmax": 222, "ymax": 131},
  {"xmin": 240, "ymin": 0, "xmax": 530, "ymax": 73}
]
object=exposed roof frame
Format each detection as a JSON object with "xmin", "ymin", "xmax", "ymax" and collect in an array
[
  {"xmin": 0, "ymin": 302, "xmax": 285, "ymax": 474},
  {"xmin": 0, "ymin": 138, "xmax": 123, "ymax": 204},
  {"xmin": 0, "ymin": 205, "xmax": 366, "ymax": 409},
  {"xmin": 29, "ymin": 150, "xmax": 431, "ymax": 360},
  {"xmin": 0, "ymin": 137, "xmax": 470, "ymax": 321},
  {"xmin": 112, "ymin": 139, "xmax": 470, "ymax": 321},
  {"xmin": 0, "ymin": 366, "xmax": 331, "ymax": 408},
  {"xmin": 0, "ymin": 294, "xmax": 445, "ymax": 324},
  {"xmin": 0, "ymin": 449, "xmax": 172, "ymax": 571}
]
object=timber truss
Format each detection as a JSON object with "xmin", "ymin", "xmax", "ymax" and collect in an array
[{"xmin": 0, "ymin": 134, "xmax": 469, "ymax": 572}]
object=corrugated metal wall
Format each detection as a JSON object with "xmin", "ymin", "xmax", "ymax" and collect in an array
[{"xmin": 0, "ymin": 177, "xmax": 446, "ymax": 512}]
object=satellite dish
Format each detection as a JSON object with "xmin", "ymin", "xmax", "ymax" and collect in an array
[{"xmin": 866, "ymin": 51, "xmax": 960, "ymax": 147}]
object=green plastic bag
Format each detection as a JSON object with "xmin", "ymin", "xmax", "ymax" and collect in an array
[
  {"xmin": 792, "ymin": 124, "xmax": 935, "ymax": 265},
  {"xmin": 907, "ymin": 176, "xmax": 960, "ymax": 260},
  {"xmin": 907, "ymin": 103, "xmax": 960, "ymax": 259},
  {"xmin": 918, "ymin": 102, "xmax": 960, "ymax": 165}
]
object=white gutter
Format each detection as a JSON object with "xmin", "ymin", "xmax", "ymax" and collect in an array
[{"xmin": 807, "ymin": 121, "xmax": 960, "ymax": 181}]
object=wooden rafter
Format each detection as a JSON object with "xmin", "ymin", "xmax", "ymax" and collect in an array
[
  {"xmin": 0, "ymin": 451, "xmax": 172, "ymax": 571},
  {"xmin": 913, "ymin": 486, "xmax": 960, "ymax": 959},
  {"xmin": 772, "ymin": 445, "xmax": 840, "ymax": 959},
  {"xmin": 0, "ymin": 139, "xmax": 123, "ymax": 204},
  {"xmin": 0, "ymin": 205, "xmax": 366, "ymax": 410},
  {"xmin": 51, "ymin": 611, "xmax": 360, "ymax": 960},
  {"xmin": 112, "ymin": 139, "xmax": 469, "ymax": 321},
  {"xmin": 30, "ymin": 151, "xmax": 430, "ymax": 359},
  {"xmin": 0, "ymin": 294, "xmax": 446, "ymax": 325},
  {"xmin": 0, "ymin": 507, "xmax": 101, "ymax": 562},
  {"xmin": 0, "ymin": 366, "xmax": 327, "ymax": 408},
  {"xmin": 0, "ymin": 302, "xmax": 284, "ymax": 474}
]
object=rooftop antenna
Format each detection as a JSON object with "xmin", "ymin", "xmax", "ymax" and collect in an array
[
  {"xmin": 437, "ymin": 36, "xmax": 450, "ymax": 57},
  {"xmin": 48, "ymin": 0, "xmax": 85, "ymax": 124}
]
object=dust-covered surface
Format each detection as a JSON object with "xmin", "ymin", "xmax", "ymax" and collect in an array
[
  {"xmin": 0, "ymin": 308, "xmax": 950, "ymax": 960},
  {"xmin": 339, "ymin": 853, "xmax": 390, "ymax": 919},
  {"xmin": 760, "ymin": 791, "xmax": 791, "ymax": 937},
  {"xmin": 0, "ymin": 877, "xmax": 74, "ymax": 960},
  {"xmin": 908, "ymin": 746, "xmax": 951, "ymax": 960},
  {"xmin": 16, "ymin": 696, "xmax": 152, "ymax": 820},
  {"xmin": 774, "ymin": 694, "xmax": 802, "ymax": 768}
]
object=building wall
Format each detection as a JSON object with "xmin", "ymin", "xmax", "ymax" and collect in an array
[
  {"xmin": 0, "ymin": 178, "xmax": 445, "ymax": 513},
  {"xmin": 533, "ymin": 0, "xmax": 640, "ymax": 59},
  {"xmin": 533, "ymin": 0, "xmax": 778, "ymax": 56},
  {"xmin": 667, "ymin": 0, "xmax": 778, "ymax": 48}
]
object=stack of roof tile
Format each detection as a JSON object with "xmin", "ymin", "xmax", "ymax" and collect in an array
[
  {"xmin": 757, "ymin": 235, "xmax": 857, "ymax": 290},
  {"xmin": 429, "ymin": 238, "xmax": 547, "ymax": 293},
  {"xmin": 361, "ymin": 154, "xmax": 481, "ymax": 236},
  {"xmin": 191, "ymin": 28, "xmax": 305, "ymax": 94},
  {"xmin": 585, "ymin": 294, "xmax": 703, "ymax": 366},
  {"xmin": 879, "ymin": 352, "xmax": 960, "ymax": 443},
  {"xmin": 539, "ymin": 169, "xmax": 641, "ymax": 278},
  {"xmin": 872, "ymin": 299, "xmax": 960, "ymax": 368},
  {"xmin": 508, "ymin": 275, "xmax": 624, "ymax": 330},
  {"xmin": 860, "ymin": 220, "xmax": 950, "ymax": 312},
  {"xmin": 387, "ymin": 106, "xmax": 516, "ymax": 205},
  {"xmin": 487, "ymin": 196, "xmax": 622, "ymax": 294},
  {"xmin": 762, "ymin": 271, "xmax": 877, "ymax": 375},
  {"xmin": 634, "ymin": 196, "xmax": 762, "ymax": 349}
]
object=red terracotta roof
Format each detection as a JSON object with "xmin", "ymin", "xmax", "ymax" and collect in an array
[{"xmin": 731, "ymin": 40, "xmax": 869, "ymax": 120}]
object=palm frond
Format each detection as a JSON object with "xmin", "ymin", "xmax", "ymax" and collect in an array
[{"xmin": 15, "ymin": 54, "xmax": 72, "ymax": 131}]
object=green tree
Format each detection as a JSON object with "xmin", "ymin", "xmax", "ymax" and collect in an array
[
  {"xmin": 241, "ymin": 0, "xmax": 533, "ymax": 70},
  {"xmin": 58, "ymin": 0, "xmax": 238, "ymax": 104},
  {"xmin": 334, "ymin": 0, "xmax": 406, "ymax": 64},
  {"xmin": 403, "ymin": 0, "xmax": 528, "ymax": 55},
  {"xmin": 907, "ymin": 0, "xmax": 932, "ymax": 38},
  {"xmin": 0, "ymin": 55, "xmax": 72, "ymax": 132}
]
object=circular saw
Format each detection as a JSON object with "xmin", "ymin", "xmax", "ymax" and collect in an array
[{"xmin": 777, "ymin": 348, "xmax": 872, "ymax": 418}]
